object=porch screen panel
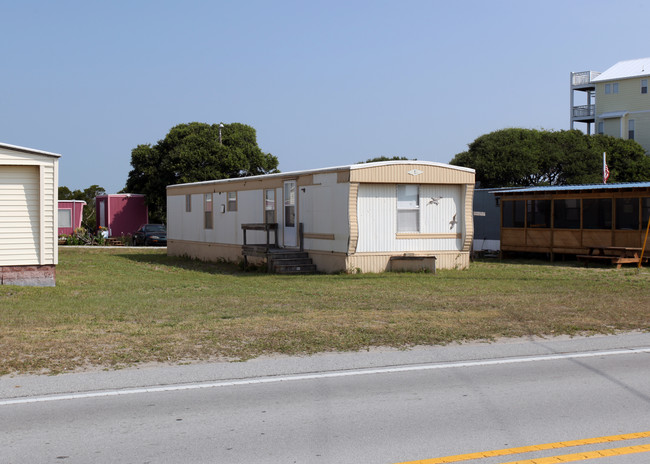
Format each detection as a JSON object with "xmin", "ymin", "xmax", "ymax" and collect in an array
[
  {"xmin": 526, "ymin": 199, "xmax": 551, "ymax": 228},
  {"xmin": 553, "ymin": 199, "xmax": 580, "ymax": 229},
  {"xmin": 583, "ymin": 198, "xmax": 612, "ymax": 229},
  {"xmin": 502, "ymin": 200, "xmax": 525, "ymax": 228},
  {"xmin": 615, "ymin": 198, "xmax": 639, "ymax": 230}
]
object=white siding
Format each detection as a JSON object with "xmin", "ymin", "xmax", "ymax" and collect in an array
[
  {"xmin": 299, "ymin": 179, "xmax": 349, "ymax": 252},
  {"xmin": 169, "ymin": 189, "xmax": 275, "ymax": 245},
  {"xmin": 0, "ymin": 166, "xmax": 40, "ymax": 264},
  {"xmin": 356, "ymin": 184, "xmax": 463, "ymax": 253}
]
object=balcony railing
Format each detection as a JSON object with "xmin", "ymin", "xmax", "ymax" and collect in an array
[
  {"xmin": 572, "ymin": 104, "xmax": 595, "ymax": 118},
  {"xmin": 571, "ymin": 71, "xmax": 601, "ymax": 86}
]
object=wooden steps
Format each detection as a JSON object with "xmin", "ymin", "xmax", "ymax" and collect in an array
[
  {"xmin": 242, "ymin": 246, "xmax": 317, "ymax": 274},
  {"xmin": 267, "ymin": 250, "xmax": 317, "ymax": 274}
]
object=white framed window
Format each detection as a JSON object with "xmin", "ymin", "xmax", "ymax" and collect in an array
[
  {"xmin": 58, "ymin": 209, "xmax": 72, "ymax": 228},
  {"xmin": 597, "ymin": 121, "xmax": 604, "ymax": 134},
  {"xmin": 605, "ymin": 84, "xmax": 611, "ymax": 94},
  {"xmin": 185, "ymin": 194, "xmax": 191, "ymax": 212},
  {"xmin": 629, "ymin": 119, "xmax": 635, "ymax": 140},
  {"xmin": 642, "ymin": 79, "xmax": 648, "ymax": 94},
  {"xmin": 204, "ymin": 193, "xmax": 213, "ymax": 229},
  {"xmin": 264, "ymin": 189, "xmax": 275, "ymax": 223},
  {"xmin": 613, "ymin": 83, "xmax": 619, "ymax": 93},
  {"xmin": 227, "ymin": 191, "xmax": 237, "ymax": 211},
  {"xmin": 397, "ymin": 185, "xmax": 420, "ymax": 232}
]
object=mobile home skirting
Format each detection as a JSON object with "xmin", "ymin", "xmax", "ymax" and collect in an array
[{"xmin": 168, "ymin": 239, "xmax": 470, "ymax": 273}]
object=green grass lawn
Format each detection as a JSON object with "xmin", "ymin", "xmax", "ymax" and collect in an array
[{"xmin": 1, "ymin": 248, "xmax": 649, "ymax": 375}]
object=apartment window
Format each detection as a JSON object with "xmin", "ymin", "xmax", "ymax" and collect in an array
[
  {"xmin": 502, "ymin": 200, "xmax": 525, "ymax": 228},
  {"xmin": 628, "ymin": 119, "xmax": 635, "ymax": 140},
  {"xmin": 264, "ymin": 189, "xmax": 276, "ymax": 223},
  {"xmin": 642, "ymin": 79, "xmax": 648, "ymax": 94},
  {"xmin": 204, "ymin": 193, "xmax": 213, "ymax": 229},
  {"xmin": 227, "ymin": 192, "xmax": 237, "ymax": 211},
  {"xmin": 553, "ymin": 199, "xmax": 580, "ymax": 229},
  {"xmin": 613, "ymin": 83, "xmax": 619, "ymax": 93},
  {"xmin": 616, "ymin": 198, "xmax": 639, "ymax": 230},
  {"xmin": 397, "ymin": 185, "xmax": 420, "ymax": 232},
  {"xmin": 583, "ymin": 198, "xmax": 612, "ymax": 229},
  {"xmin": 185, "ymin": 194, "xmax": 191, "ymax": 212},
  {"xmin": 605, "ymin": 84, "xmax": 611, "ymax": 94},
  {"xmin": 526, "ymin": 200, "xmax": 551, "ymax": 228},
  {"xmin": 597, "ymin": 121, "xmax": 604, "ymax": 135},
  {"xmin": 58, "ymin": 209, "xmax": 72, "ymax": 228}
]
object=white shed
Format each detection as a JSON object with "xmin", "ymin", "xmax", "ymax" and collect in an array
[
  {"xmin": 0, "ymin": 142, "xmax": 60, "ymax": 286},
  {"xmin": 166, "ymin": 161, "xmax": 475, "ymax": 273}
]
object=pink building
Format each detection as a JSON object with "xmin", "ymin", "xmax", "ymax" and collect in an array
[
  {"xmin": 57, "ymin": 200, "xmax": 86, "ymax": 235},
  {"xmin": 95, "ymin": 194, "xmax": 148, "ymax": 238}
]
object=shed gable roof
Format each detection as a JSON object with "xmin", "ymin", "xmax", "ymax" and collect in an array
[{"xmin": 0, "ymin": 142, "xmax": 61, "ymax": 158}]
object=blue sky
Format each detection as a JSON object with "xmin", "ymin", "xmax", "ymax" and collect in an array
[{"xmin": 2, "ymin": 0, "xmax": 649, "ymax": 193}]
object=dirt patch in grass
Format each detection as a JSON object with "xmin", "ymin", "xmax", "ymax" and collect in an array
[{"xmin": 1, "ymin": 249, "xmax": 648, "ymax": 375}]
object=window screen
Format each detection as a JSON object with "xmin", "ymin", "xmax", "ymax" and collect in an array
[
  {"xmin": 397, "ymin": 185, "xmax": 419, "ymax": 232},
  {"xmin": 58, "ymin": 209, "xmax": 72, "ymax": 228},
  {"xmin": 204, "ymin": 193, "xmax": 213, "ymax": 229}
]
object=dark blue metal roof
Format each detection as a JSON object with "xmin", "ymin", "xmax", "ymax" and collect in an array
[{"xmin": 495, "ymin": 182, "xmax": 650, "ymax": 194}]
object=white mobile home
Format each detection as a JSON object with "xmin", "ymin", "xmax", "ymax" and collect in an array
[
  {"xmin": 0, "ymin": 142, "xmax": 60, "ymax": 286},
  {"xmin": 166, "ymin": 161, "xmax": 475, "ymax": 273}
]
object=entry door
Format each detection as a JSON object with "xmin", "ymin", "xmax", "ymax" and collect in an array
[{"xmin": 283, "ymin": 180, "xmax": 297, "ymax": 247}]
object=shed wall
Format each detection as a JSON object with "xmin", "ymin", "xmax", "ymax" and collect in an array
[{"xmin": 0, "ymin": 144, "xmax": 59, "ymax": 286}]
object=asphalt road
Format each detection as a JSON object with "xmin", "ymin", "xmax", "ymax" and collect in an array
[{"xmin": 1, "ymin": 333, "xmax": 649, "ymax": 464}]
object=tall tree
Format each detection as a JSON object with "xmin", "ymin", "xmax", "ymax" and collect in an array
[
  {"xmin": 58, "ymin": 184, "xmax": 106, "ymax": 230},
  {"xmin": 125, "ymin": 122, "xmax": 279, "ymax": 222},
  {"xmin": 358, "ymin": 156, "xmax": 413, "ymax": 163},
  {"xmin": 450, "ymin": 128, "xmax": 650, "ymax": 187}
]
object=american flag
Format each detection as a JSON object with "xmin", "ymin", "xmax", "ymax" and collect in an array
[{"xmin": 603, "ymin": 152, "xmax": 610, "ymax": 184}]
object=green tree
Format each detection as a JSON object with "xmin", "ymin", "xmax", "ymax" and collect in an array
[
  {"xmin": 58, "ymin": 184, "xmax": 106, "ymax": 230},
  {"xmin": 125, "ymin": 122, "xmax": 279, "ymax": 222},
  {"xmin": 358, "ymin": 156, "xmax": 414, "ymax": 163},
  {"xmin": 450, "ymin": 128, "xmax": 650, "ymax": 187}
]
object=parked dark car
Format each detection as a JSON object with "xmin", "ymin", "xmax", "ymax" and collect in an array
[{"xmin": 133, "ymin": 224, "xmax": 167, "ymax": 246}]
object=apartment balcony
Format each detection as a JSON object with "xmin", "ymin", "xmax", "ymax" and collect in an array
[
  {"xmin": 572, "ymin": 104, "xmax": 596, "ymax": 120},
  {"xmin": 571, "ymin": 71, "xmax": 601, "ymax": 88}
]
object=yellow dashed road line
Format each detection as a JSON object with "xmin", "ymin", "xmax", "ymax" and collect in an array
[
  {"xmin": 395, "ymin": 431, "xmax": 650, "ymax": 464},
  {"xmin": 499, "ymin": 443, "xmax": 650, "ymax": 463}
]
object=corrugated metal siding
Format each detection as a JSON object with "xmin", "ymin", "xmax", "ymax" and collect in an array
[
  {"xmin": 356, "ymin": 184, "xmax": 464, "ymax": 253},
  {"xmin": 350, "ymin": 163, "xmax": 474, "ymax": 185},
  {"xmin": 0, "ymin": 166, "xmax": 40, "ymax": 264},
  {"xmin": 299, "ymin": 180, "xmax": 349, "ymax": 252},
  {"xmin": 168, "ymin": 189, "xmax": 271, "ymax": 245}
]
